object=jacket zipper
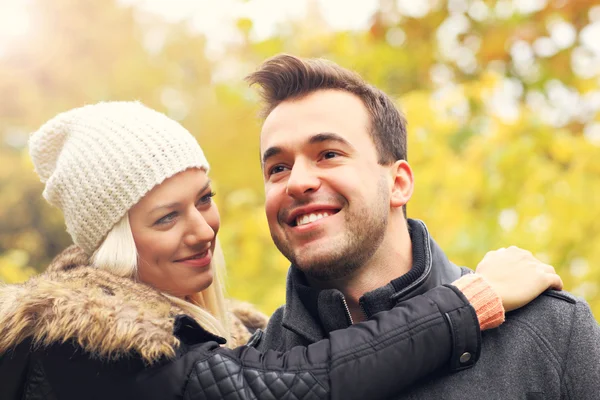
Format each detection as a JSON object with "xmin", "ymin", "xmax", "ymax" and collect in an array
[
  {"xmin": 341, "ymin": 297, "xmax": 354, "ymax": 325},
  {"xmin": 359, "ymin": 301, "xmax": 369, "ymax": 320},
  {"xmin": 342, "ymin": 297, "xmax": 369, "ymax": 325}
]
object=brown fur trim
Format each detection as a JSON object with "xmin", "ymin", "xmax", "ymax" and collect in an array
[
  {"xmin": 0, "ymin": 258, "xmax": 183, "ymax": 364},
  {"xmin": 227, "ymin": 299, "xmax": 269, "ymax": 347},
  {"xmin": 46, "ymin": 244, "xmax": 90, "ymax": 272},
  {"xmin": 2, "ymin": 246, "xmax": 271, "ymax": 362}
]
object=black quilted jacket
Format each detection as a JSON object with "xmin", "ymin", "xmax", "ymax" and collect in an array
[{"xmin": 0, "ymin": 246, "xmax": 479, "ymax": 400}]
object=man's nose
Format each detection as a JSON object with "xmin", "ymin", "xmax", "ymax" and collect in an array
[
  {"xmin": 285, "ymin": 161, "xmax": 320, "ymax": 197},
  {"xmin": 184, "ymin": 210, "xmax": 215, "ymax": 247}
]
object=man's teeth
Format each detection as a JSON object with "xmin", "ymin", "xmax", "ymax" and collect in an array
[{"xmin": 296, "ymin": 212, "xmax": 332, "ymax": 226}]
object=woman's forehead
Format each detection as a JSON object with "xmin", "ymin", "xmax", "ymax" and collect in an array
[{"xmin": 135, "ymin": 168, "xmax": 210, "ymax": 210}]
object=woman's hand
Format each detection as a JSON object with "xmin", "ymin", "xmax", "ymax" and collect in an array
[{"xmin": 475, "ymin": 246, "xmax": 563, "ymax": 312}]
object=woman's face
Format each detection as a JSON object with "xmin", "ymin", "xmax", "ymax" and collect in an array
[{"xmin": 128, "ymin": 168, "xmax": 220, "ymax": 298}]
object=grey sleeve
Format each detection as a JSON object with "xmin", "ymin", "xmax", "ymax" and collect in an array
[{"xmin": 562, "ymin": 301, "xmax": 600, "ymax": 399}]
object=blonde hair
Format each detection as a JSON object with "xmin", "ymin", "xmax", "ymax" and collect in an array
[{"xmin": 91, "ymin": 214, "xmax": 231, "ymax": 344}]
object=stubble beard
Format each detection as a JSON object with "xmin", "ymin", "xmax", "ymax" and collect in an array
[{"xmin": 272, "ymin": 178, "xmax": 389, "ymax": 281}]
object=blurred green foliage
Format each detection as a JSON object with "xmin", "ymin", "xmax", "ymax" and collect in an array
[{"xmin": 0, "ymin": 0, "xmax": 598, "ymax": 320}]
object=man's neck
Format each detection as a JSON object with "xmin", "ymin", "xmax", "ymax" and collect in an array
[{"xmin": 307, "ymin": 219, "xmax": 413, "ymax": 323}]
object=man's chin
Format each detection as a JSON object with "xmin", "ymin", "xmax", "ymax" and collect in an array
[
  {"xmin": 292, "ymin": 252, "xmax": 356, "ymax": 280},
  {"xmin": 275, "ymin": 237, "xmax": 345, "ymax": 271},
  {"xmin": 292, "ymin": 244, "xmax": 334, "ymax": 264}
]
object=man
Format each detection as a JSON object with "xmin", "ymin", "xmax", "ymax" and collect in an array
[{"xmin": 246, "ymin": 54, "xmax": 600, "ymax": 398}]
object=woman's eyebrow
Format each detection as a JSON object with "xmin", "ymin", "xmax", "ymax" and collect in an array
[{"xmin": 150, "ymin": 180, "xmax": 212, "ymax": 213}]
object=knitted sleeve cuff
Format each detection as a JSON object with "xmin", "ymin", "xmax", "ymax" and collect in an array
[{"xmin": 452, "ymin": 273, "xmax": 505, "ymax": 331}]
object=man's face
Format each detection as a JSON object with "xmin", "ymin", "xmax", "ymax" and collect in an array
[{"xmin": 260, "ymin": 89, "xmax": 392, "ymax": 280}]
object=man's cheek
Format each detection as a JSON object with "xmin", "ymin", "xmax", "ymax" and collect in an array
[{"xmin": 264, "ymin": 193, "xmax": 279, "ymax": 221}]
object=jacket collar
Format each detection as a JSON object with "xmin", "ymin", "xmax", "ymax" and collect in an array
[
  {"xmin": 281, "ymin": 219, "xmax": 464, "ymax": 342},
  {"xmin": 0, "ymin": 245, "xmax": 223, "ymax": 364}
]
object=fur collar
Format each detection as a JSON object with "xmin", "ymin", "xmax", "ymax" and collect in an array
[{"xmin": 0, "ymin": 246, "xmax": 268, "ymax": 364}]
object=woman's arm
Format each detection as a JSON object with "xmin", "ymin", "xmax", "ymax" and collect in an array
[
  {"xmin": 137, "ymin": 285, "xmax": 473, "ymax": 400},
  {"xmin": 135, "ymin": 247, "xmax": 562, "ymax": 400}
]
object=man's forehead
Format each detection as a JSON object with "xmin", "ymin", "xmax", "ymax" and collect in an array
[
  {"xmin": 264, "ymin": 90, "xmax": 367, "ymax": 123},
  {"xmin": 259, "ymin": 91, "xmax": 370, "ymax": 150}
]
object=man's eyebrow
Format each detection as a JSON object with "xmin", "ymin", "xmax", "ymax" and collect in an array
[
  {"xmin": 309, "ymin": 132, "xmax": 353, "ymax": 148},
  {"xmin": 262, "ymin": 133, "xmax": 353, "ymax": 165},
  {"xmin": 262, "ymin": 146, "xmax": 282, "ymax": 166},
  {"xmin": 150, "ymin": 180, "xmax": 212, "ymax": 213}
]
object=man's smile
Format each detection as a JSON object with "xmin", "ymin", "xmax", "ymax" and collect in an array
[
  {"xmin": 283, "ymin": 204, "xmax": 342, "ymax": 228},
  {"xmin": 295, "ymin": 210, "xmax": 335, "ymax": 226}
]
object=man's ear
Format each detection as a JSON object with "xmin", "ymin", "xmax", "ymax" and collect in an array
[{"xmin": 389, "ymin": 160, "xmax": 414, "ymax": 208}]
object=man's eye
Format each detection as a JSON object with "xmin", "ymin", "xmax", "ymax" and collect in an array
[
  {"xmin": 269, "ymin": 165, "xmax": 287, "ymax": 175},
  {"xmin": 198, "ymin": 191, "xmax": 216, "ymax": 205},
  {"xmin": 155, "ymin": 212, "xmax": 177, "ymax": 225},
  {"xmin": 323, "ymin": 151, "xmax": 339, "ymax": 159}
]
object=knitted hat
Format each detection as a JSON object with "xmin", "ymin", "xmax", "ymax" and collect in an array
[{"xmin": 29, "ymin": 101, "xmax": 209, "ymax": 255}]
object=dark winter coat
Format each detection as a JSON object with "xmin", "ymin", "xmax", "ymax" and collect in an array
[
  {"xmin": 0, "ymin": 245, "xmax": 480, "ymax": 400},
  {"xmin": 256, "ymin": 219, "xmax": 600, "ymax": 399}
]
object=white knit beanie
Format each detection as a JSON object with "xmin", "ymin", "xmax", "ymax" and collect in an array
[{"xmin": 29, "ymin": 101, "xmax": 209, "ymax": 255}]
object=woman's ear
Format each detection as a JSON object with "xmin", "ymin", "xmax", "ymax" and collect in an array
[{"xmin": 389, "ymin": 160, "xmax": 414, "ymax": 209}]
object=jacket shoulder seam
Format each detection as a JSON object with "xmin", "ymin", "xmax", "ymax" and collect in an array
[
  {"xmin": 558, "ymin": 300, "xmax": 581, "ymax": 399},
  {"xmin": 542, "ymin": 290, "xmax": 577, "ymax": 304},
  {"xmin": 506, "ymin": 316, "xmax": 564, "ymax": 376},
  {"xmin": 181, "ymin": 360, "xmax": 200, "ymax": 399}
]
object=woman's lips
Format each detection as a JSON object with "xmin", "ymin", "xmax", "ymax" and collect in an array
[{"xmin": 175, "ymin": 250, "xmax": 211, "ymax": 268}]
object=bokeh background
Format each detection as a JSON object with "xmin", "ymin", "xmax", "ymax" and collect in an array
[{"xmin": 0, "ymin": 0, "xmax": 599, "ymax": 319}]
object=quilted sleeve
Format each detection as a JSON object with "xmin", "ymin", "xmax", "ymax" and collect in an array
[{"xmin": 176, "ymin": 285, "xmax": 478, "ymax": 400}]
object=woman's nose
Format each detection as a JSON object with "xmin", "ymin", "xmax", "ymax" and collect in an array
[{"xmin": 184, "ymin": 210, "xmax": 215, "ymax": 247}]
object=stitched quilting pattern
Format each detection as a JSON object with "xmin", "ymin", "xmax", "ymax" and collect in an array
[{"xmin": 185, "ymin": 354, "xmax": 327, "ymax": 400}]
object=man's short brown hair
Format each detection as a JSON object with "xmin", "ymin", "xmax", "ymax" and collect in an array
[{"xmin": 246, "ymin": 54, "xmax": 408, "ymax": 164}]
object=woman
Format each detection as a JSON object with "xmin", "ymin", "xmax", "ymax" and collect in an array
[{"xmin": 0, "ymin": 101, "xmax": 561, "ymax": 400}]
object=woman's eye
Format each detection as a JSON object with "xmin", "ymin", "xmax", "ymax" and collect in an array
[
  {"xmin": 323, "ymin": 151, "xmax": 339, "ymax": 159},
  {"xmin": 155, "ymin": 212, "xmax": 177, "ymax": 225}
]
